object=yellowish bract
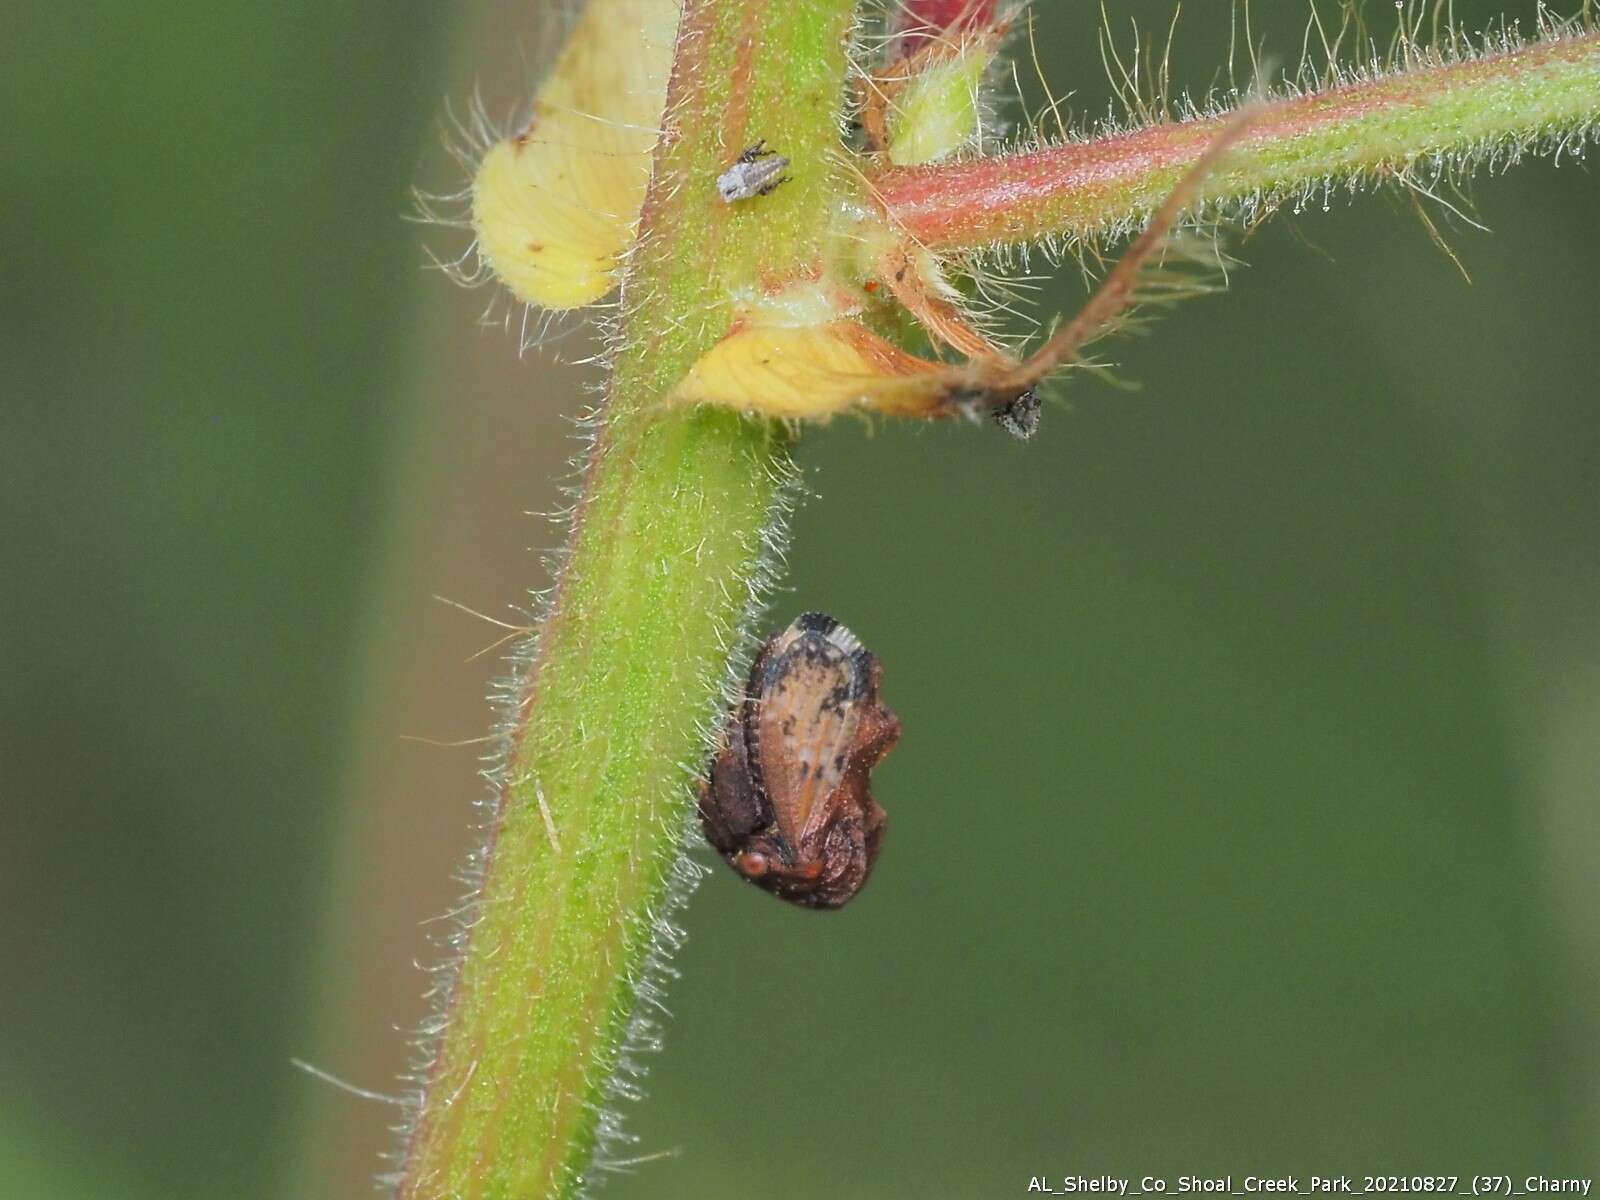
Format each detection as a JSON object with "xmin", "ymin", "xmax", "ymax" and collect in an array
[
  {"xmin": 668, "ymin": 320, "xmax": 950, "ymax": 420},
  {"xmin": 472, "ymin": 0, "xmax": 679, "ymax": 310},
  {"xmin": 886, "ymin": 38, "xmax": 996, "ymax": 166}
]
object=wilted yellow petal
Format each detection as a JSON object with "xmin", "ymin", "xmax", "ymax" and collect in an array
[
  {"xmin": 472, "ymin": 0, "xmax": 679, "ymax": 310},
  {"xmin": 667, "ymin": 320, "xmax": 950, "ymax": 420}
]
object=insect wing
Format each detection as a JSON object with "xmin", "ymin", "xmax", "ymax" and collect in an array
[{"xmin": 750, "ymin": 617, "xmax": 869, "ymax": 846}]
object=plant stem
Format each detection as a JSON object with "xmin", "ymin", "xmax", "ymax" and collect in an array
[
  {"xmin": 876, "ymin": 30, "xmax": 1600, "ymax": 250},
  {"xmin": 396, "ymin": 2, "xmax": 858, "ymax": 1196}
]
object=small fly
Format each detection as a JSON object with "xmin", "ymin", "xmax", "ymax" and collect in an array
[{"xmin": 717, "ymin": 140, "xmax": 791, "ymax": 203}]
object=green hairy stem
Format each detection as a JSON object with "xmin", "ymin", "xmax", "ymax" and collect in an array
[
  {"xmin": 878, "ymin": 30, "xmax": 1600, "ymax": 250},
  {"xmin": 397, "ymin": 1, "xmax": 857, "ymax": 1196}
]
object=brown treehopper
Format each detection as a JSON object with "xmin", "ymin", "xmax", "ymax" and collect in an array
[{"xmin": 697, "ymin": 613, "xmax": 901, "ymax": 909}]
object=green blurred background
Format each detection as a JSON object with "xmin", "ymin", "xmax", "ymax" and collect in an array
[{"xmin": 4, "ymin": 2, "xmax": 1596, "ymax": 1197}]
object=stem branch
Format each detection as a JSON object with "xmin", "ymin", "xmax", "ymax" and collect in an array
[{"xmin": 877, "ymin": 31, "xmax": 1600, "ymax": 250}]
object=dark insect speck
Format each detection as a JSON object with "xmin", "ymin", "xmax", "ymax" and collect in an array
[{"xmin": 993, "ymin": 389, "xmax": 1041, "ymax": 439}]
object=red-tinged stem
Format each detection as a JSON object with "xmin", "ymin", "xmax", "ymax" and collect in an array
[{"xmin": 876, "ymin": 31, "xmax": 1600, "ymax": 251}]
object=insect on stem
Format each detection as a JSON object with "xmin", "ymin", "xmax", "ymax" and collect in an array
[
  {"xmin": 717, "ymin": 140, "xmax": 793, "ymax": 202},
  {"xmin": 697, "ymin": 613, "xmax": 898, "ymax": 909}
]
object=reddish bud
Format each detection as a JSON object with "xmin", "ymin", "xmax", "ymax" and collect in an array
[{"xmin": 893, "ymin": 0, "xmax": 999, "ymax": 55}]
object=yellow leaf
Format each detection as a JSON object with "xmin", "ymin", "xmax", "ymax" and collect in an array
[
  {"xmin": 667, "ymin": 320, "xmax": 951, "ymax": 420},
  {"xmin": 472, "ymin": 0, "xmax": 679, "ymax": 311}
]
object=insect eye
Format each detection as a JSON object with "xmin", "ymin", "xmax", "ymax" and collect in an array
[{"xmin": 735, "ymin": 850, "xmax": 771, "ymax": 878}]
